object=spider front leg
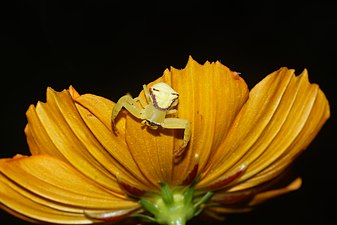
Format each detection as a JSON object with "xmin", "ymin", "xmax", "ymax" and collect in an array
[
  {"xmin": 166, "ymin": 109, "xmax": 177, "ymax": 115},
  {"xmin": 111, "ymin": 95, "xmax": 143, "ymax": 134},
  {"xmin": 142, "ymin": 84, "xmax": 152, "ymax": 103},
  {"xmin": 161, "ymin": 118, "xmax": 191, "ymax": 159},
  {"xmin": 131, "ymin": 84, "xmax": 150, "ymax": 109}
]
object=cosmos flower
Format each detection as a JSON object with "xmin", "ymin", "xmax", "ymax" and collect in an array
[{"xmin": 0, "ymin": 57, "xmax": 330, "ymax": 225}]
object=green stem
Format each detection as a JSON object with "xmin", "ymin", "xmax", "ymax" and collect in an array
[
  {"xmin": 138, "ymin": 183, "xmax": 212, "ymax": 225},
  {"xmin": 167, "ymin": 218, "xmax": 186, "ymax": 225}
]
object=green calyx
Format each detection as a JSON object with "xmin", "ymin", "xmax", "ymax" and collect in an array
[{"xmin": 135, "ymin": 182, "xmax": 214, "ymax": 225}]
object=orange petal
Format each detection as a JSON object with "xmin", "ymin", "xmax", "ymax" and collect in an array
[
  {"xmin": 0, "ymin": 155, "xmax": 139, "ymax": 224},
  {"xmin": 199, "ymin": 68, "xmax": 330, "ymax": 190},
  {"xmin": 69, "ymin": 86, "xmax": 126, "ymax": 135},
  {"xmin": 170, "ymin": 58, "xmax": 249, "ymax": 180},
  {"xmin": 125, "ymin": 57, "xmax": 249, "ymax": 186},
  {"xmin": 73, "ymin": 92, "xmax": 152, "ymax": 191},
  {"xmin": 204, "ymin": 176, "xmax": 301, "ymax": 215},
  {"xmin": 25, "ymin": 104, "xmax": 67, "ymax": 160},
  {"xmin": 247, "ymin": 177, "xmax": 302, "ymax": 206},
  {"xmin": 125, "ymin": 112, "xmax": 175, "ymax": 187},
  {"xmin": 205, "ymin": 205, "xmax": 253, "ymax": 215},
  {"xmin": 205, "ymin": 177, "xmax": 302, "ymax": 217},
  {"xmin": 25, "ymin": 87, "xmax": 123, "ymax": 194}
]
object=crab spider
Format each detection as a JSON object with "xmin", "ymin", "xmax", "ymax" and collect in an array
[{"xmin": 112, "ymin": 82, "xmax": 191, "ymax": 159}]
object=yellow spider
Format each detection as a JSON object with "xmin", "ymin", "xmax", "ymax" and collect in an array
[{"xmin": 111, "ymin": 82, "xmax": 191, "ymax": 159}]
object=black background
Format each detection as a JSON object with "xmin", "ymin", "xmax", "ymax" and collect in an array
[{"xmin": 1, "ymin": 1, "xmax": 336, "ymax": 225}]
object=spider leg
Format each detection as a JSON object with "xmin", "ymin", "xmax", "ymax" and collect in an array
[
  {"xmin": 143, "ymin": 84, "xmax": 152, "ymax": 103},
  {"xmin": 112, "ymin": 95, "xmax": 143, "ymax": 134},
  {"xmin": 132, "ymin": 84, "xmax": 151, "ymax": 109},
  {"xmin": 161, "ymin": 118, "xmax": 191, "ymax": 159},
  {"xmin": 134, "ymin": 97, "xmax": 147, "ymax": 108},
  {"xmin": 166, "ymin": 109, "xmax": 177, "ymax": 115}
]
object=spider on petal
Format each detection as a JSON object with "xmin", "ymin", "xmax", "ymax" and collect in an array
[{"xmin": 111, "ymin": 82, "xmax": 191, "ymax": 159}]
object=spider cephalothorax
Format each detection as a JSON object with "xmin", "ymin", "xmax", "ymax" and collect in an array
[
  {"xmin": 111, "ymin": 82, "xmax": 191, "ymax": 159},
  {"xmin": 149, "ymin": 83, "xmax": 179, "ymax": 110}
]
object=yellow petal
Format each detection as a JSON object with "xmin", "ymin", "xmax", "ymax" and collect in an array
[
  {"xmin": 169, "ymin": 58, "xmax": 249, "ymax": 181},
  {"xmin": 0, "ymin": 155, "xmax": 139, "ymax": 224},
  {"xmin": 205, "ymin": 205, "xmax": 253, "ymax": 214},
  {"xmin": 247, "ymin": 177, "xmax": 302, "ymax": 206},
  {"xmin": 125, "ymin": 108, "xmax": 176, "ymax": 187},
  {"xmin": 25, "ymin": 105, "xmax": 67, "ymax": 159},
  {"xmin": 199, "ymin": 68, "xmax": 330, "ymax": 190},
  {"xmin": 69, "ymin": 86, "xmax": 126, "ymax": 135},
  {"xmin": 235, "ymin": 83, "xmax": 330, "ymax": 190},
  {"xmin": 26, "ymin": 87, "xmax": 123, "ymax": 194},
  {"xmin": 73, "ymin": 92, "xmax": 152, "ymax": 191},
  {"xmin": 206, "ymin": 177, "xmax": 302, "ymax": 216},
  {"xmin": 124, "ymin": 57, "xmax": 249, "ymax": 186}
]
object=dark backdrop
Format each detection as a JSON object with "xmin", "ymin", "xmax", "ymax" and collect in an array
[{"xmin": 1, "ymin": 1, "xmax": 336, "ymax": 225}]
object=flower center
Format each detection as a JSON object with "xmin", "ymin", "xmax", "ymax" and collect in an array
[{"xmin": 135, "ymin": 182, "xmax": 214, "ymax": 225}]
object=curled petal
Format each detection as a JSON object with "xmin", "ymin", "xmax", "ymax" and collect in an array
[
  {"xmin": 211, "ymin": 172, "xmax": 302, "ymax": 205},
  {"xmin": 25, "ymin": 88, "xmax": 122, "ymax": 193},
  {"xmin": 200, "ymin": 68, "xmax": 330, "ymax": 190},
  {"xmin": 72, "ymin": 91, "xmax": 153, "ymax": 191},
  {"xmin": 84, "ymin": 207, "xmax": 142, "ymax": 221},
  {"xmin": 168, "ymin": 57, "xmax": 249, "ymax": 183},
  {"xmin": 205, "ymin": 177, "xmax": 302, "ymax": 219},
  {"xmin": 0, "ymin": 155, "xmax": 139, "ymax": 224},
  {"xmin": 247, "ymin": 177, "xmax": 302, "ymax": 206}
]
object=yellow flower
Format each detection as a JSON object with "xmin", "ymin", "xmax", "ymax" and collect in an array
[{"xmin": 0, "ymin": 57, "xmax": 330, "ymax": 225}]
